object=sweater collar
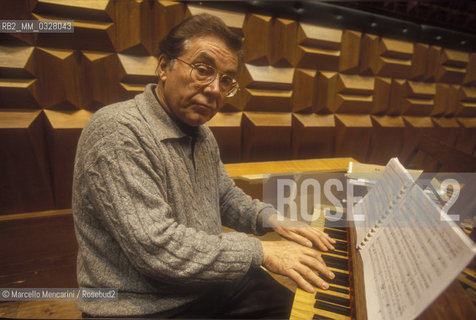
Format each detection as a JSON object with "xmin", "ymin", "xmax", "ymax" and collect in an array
[{"xmin": 136, "ymin": 84, "xmax": 205, "ymax": 141}]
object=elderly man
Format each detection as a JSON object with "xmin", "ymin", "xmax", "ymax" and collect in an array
[{"xmin": 73, "ymin": 13, "xmax": 335, "ymax": 318}]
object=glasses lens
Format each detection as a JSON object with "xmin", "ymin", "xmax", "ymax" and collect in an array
[
  {"xmin": 225, "ymin": 84, "xmax": 239, "ymax": 98},
  {"xmin": 191, "ymin": 64, "xmax": 215, "ymax": 83}
]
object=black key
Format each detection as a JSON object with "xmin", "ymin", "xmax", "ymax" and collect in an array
[
  {"xmin": 316, "ymin": 292, "xmax": 350, "ymax": 307},
  {"xmin": 324, "ymin": 228, "xmax": 347, "ymax": 241},
  {"xmin": 328, "ymin": 285, "xmax": 349, "ymax": 294},
  {"xmin": 332, "ymin": 241, "xmax": 348, "ymax": 252},
  {"xmin": 328, "ymin": 271, "xmax": 350, "ymax": 287},
  {"xmin": 322, "ymin": 254, "xmax": 349, "ymax": 270},
  {"xmin": 314, "ymin": 300, "xmax": 351, "ymax": 316},
  {"xmin": 329, "ymin": 249, "xmax": 347, "ymax": 257},
  {"xmin": 313, "ymin": 314, "xmax": 334, "ymax": 320}
]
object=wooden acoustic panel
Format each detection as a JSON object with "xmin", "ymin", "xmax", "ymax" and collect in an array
[
  {"xmin": 372, "ymin": 77, "xmax": 392, "ymax": 114},
  {"xmin": 295, "ymin": 22, "xmax": 342, "ymax": 70},
  {"xmin": 463, "ymin": 53, "xmax": 476, "ymax": 85},
  {"xmin": 187, "ymin": 4, "xmax": 244, "ymax": 36},
  {"xmin": 315, "ymin": 71, "xmax": 336, "ymax": 113},
  {"xmin": 456, "ymin": 117, "xmax": 476, "ymax": 156},
  {"xmin": 0, "ymin": 45, "xmax": 38, "ymax": 108},
  {"xmin": 44, "ymin": 109, "xmax": 93, "ymax": 209},
  {"xmin": 206, "ymin": 112, "xmax": 242, "ymax": 163},
  {"xmin": 389, "ymin": 80, "xmax": 435, "ymax": 116},
  {"xmin": 242, "ymin": 112, "xmax": 292, "ymax": 161},
  {"xmin": 243, "ymin": 13, "xmax": 272, "ymax": 65},
  {"xmin": 0, "ymin": 110, "xmax": 54, "ymax": 215},
  {"xmin": 334, "ymin": 114, "xmax": 372, "ymax": 162},
  {"xmin": 360, "ymin": 35, "xmax": 413, "ymax": 78},
  {"xmin": 368, "ymin": 115, "xmax": 405, "ymax": 165},
  {"xmin": 400, "ymin": 116, "xmax": 434, "ymax": 169},
  {"xmin": 435, "ymin": 48, "xmax": 469, "ymax": 84},
  {"xmin": 32, "ymin": 1, "xmax": 115, "ymax": 51},
  {"xmin": 327, "ymin": 74, "xmax": 375, "ymax": 114},
  {"xmin": 431, "ymin": 117, "xmax": 460, "ymax": 148},
  {"xmin": 456, "ymin": 86, "xmax": 476, "ymax": 117},
  {"xmin": 239, "ymin": 64, "xmax": 294, "ymax": 112},
  {"xmin": 117, "ymin": 53, "xmax": 157, "ymax": 95},
  {"xmin": 292, "ymin": 113, "xmax": 335, "ymax": 159},
  {"xmin": 271, "ymin": 18, "xmax": 297, "ymax": 67},
  {"xmin": 433, "ymin": 84, "xmax": 460, "ymax": 117},
  {"xmin": 83, "ymin": 51, "xmax": 127, "ymax": 109},
  {"xmin": 34, "ymin": 47, "xmax": 85, "ymax": 109},
  {"xmin": 292, "ymin": 68, "xmax": 317, "ymax": 113},
  {"xmin": 409, "ymin": 43, "xmax": 429, "ymax": 80},
  {"xmin": 338, "ymin": 30, "xmax": 362, "ymax": 74}
]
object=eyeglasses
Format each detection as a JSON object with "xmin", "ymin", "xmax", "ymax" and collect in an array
[{"xmin": 175, "ymin": 58, "xmax": 239, "ymax": 98}]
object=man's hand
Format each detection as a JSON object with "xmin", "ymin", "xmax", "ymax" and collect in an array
[
  {"xmin": 261, "ymin": 240, "xmax": 335, "ymax": 293},
  {"xmin": 266, "ymin": 214, "xmax": 336, "ymax": 251}
]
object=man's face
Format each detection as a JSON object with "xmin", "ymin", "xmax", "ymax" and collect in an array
[{"xmin": 156, "ymin": 35, "xmax": 239, "ymax": 127}]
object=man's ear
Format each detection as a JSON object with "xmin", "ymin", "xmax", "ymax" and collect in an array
[{"xmin": 157, "ymin": 54, "xmax": 171, "ymax": 82}]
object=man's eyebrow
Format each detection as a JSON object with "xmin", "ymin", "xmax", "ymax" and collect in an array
[{"xmin": 194, "ymin": 52, "xmax": 237, "ymax": 77}]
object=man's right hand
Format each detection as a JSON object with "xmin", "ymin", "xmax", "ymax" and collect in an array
[{"xmin": 261, "ymin": 240, "xmax": 335, "ymax": 293}]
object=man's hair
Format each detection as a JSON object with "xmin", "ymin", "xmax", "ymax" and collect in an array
[{"xmin": 158, "ymin": 13, "xmax": 243, "ymax": 67}]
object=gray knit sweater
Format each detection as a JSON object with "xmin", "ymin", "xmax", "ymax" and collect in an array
[{"xmin": 72, "ymin": 84, "xmax": 275, "ymax": 316}]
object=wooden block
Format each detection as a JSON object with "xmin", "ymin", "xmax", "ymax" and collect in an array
[
  {"xmin": 239, "ymin": 64, "xmax": 294, "ymax": 112},
  {"xmin": 339, "ymin": 29, "xmax": 361, "ymax": 73},
  {"xmin": 33, "ymin": 0, "xmax": 114, "ymax": 51},
  {"xmin": 436, "ymin": 48, "xmax": 469, "ymax": 84},
  {"xmin": 389, "ymin": 80, "xmax": 435, "ymax": 116},
  {"xmin": 377, "ymin": 37, "xmax": 413, "ymax": 78},
  {"xmin": 34, "ymin": 47, "xmax": 85, "ymax": 108},
  {"xmin": 0, "ymin": 79, "xmax": 39, "ymax": 109},
  {"xmin": 187, "ymin": 4, "xmax": 244, "ymax": 36},
  {"xmin": 243, "ymin": 13, "xmax": 272, "ymax": 65},
  {"xmin": 424, "ymin": 45, "xmax": 441, "ymax": 82},
  {"xmin": 271, "ymin": 18, "xmax": 297, "ymax": 67},
  {"xmin": 328, "ymin": 74, "xmax": 375, "ymax": 114},
  {"xmin": 242, "ymin": 112, "xmax": 292, "ymax": 161},
  {"xmin": 117, "ymin": 54, "xmax": 157, "ymax": 86},
  {"xmin": 334, "ymin": 114, "xmax": 372, "ymax": 162},
  {"xmin": 463, "ymin": 53, "xmax": 476, "ymax": 85},
  {"xmin": 83, "ymin": 51, "xmax": 127, "ymax": 109},
  {"xmin": 206, "ymin": 112, "xmax": 242, "ymax": 163},
  {"xmin": 433, "ymin": 84, "xmax": 460, "ymax": 117},
  {"xmin": 295, "ymin": 22, "xmax": 342, "ymax": 70},
  {"xmin": 43, "ymin": 109, "xmax": 93, "ymax": 209},
  {"xmin": 431, "ymin": 116, "xmax": 460, "ymax": 148},
  {"xmin": 456, "ymin": 117, "xmax": 476, "ymax": 156},
  {"xmin": 368, "ymin": 116, "xmax": 405, "ymax": 165},
  {"xmin": 409, "ymin": 43, "xmax": 429, "ymax": 80},
  {"xmin": 359, "ymin": 33, "xmax": 379, "ymax": 75},
  {"xmin": 155, "ymin": 1, "xmax": 186, "ymax": 53},
  {"xmin": 315, "ymin": 71, "xmax": 337, "ymax": 113},
  {"xmin": 292, "ymin": 113, "xmax": 335, "ymax": 159},
  {"xmin": 292, "ymin": 68, "xmax": 317, "ymax": 113},
  {"xmin": 0, "ymin": 45, "xmax": 35, "ymax": 78},
  {"xmin": 0, "ymin": 110, "xmax": 54, "ymax": 215},
  {"xmin": 372, "ymin": 77, "xmax": 391, "ymax": 114},
  {"xmin": 456, "ymin": 86, "xmax": 476, "ymax": 117},
  {"xmin": 400, "ymin": 116, "xmax": 434, "ymax": 167}
]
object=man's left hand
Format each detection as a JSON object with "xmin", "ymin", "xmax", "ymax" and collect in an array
[{"xmin": 266, "ymin": 214, "xmax": 336, "ymax": 251}]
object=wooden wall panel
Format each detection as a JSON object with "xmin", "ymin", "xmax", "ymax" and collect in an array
[
  {"xmin": 292, "ymin": 114, "xmax": 335, "ymax": 159},
  {"xmin": 368, "ymin": 116, "xmax": 405, "ymax": 165},
  {"xmin": 0, "ymin": 110, "xmax": 54, "ymax": 215},
  {"xmin": 242, "ymin": 112, "xmax": 292, "ymax": 161},
  {"xmin": 206, "ymin": 112, "xmax": 242, "ymax": 163},
  {"xmin": 243, "ymin": 14, "xmax": 272, "ymax": 65},
  {"xmin": 334, "ymin": 114, "xmax": 372, "ymax": 162},
  {"xmin": 44, "ymin": 110, "xmax": 93, "ymax": 209},
  {"xmin": 271, "ymin": 18, "xmax": 297, "ymax": 67}
]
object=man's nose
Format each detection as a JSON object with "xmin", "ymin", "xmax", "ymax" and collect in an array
[{"xmin": 203, "ymin": 76, "xmax": 221, "ymax": 95}]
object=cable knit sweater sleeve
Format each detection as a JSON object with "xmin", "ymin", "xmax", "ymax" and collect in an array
[{"xmin": 75, "ymin": 105, "xmax": 263, "ymax": 287}]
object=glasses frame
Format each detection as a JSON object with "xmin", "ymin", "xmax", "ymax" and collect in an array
[{"xmin": 175, "ymin": 58, "xmax": 239, "ymax": 98}]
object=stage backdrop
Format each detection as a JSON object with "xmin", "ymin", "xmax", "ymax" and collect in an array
[{"xmin": 1, "ymin": 0, "xmax": 475, "ymax": 215}]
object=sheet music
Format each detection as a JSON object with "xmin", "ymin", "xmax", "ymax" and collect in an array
[
  {"xmin": 351, "ymin": 158, "xmax": 414, "ymax": 247},
  {"xmin": 360, "ymin": 181, "xmax": 476, "ymax": 320}
]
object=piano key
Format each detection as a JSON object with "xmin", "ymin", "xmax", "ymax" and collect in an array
[
  {"xmin": 324, "ymin": 228, "xmax": 347, "ymax": 241},
  {"xmin": 328, "ymin": 285, "xmax": 349, "ymax": 294},
  {"xmin": 328, "ymin": 270, "xmax": 350, "ymax": 287},
  {"xmin": 314, "ymin": 300, "xmax": 351, "ymax": 316},
  {"xmin": 332, "ymin": 241, "xmax": 348, "ymax": 252},
  {"xmin": 313, "ymin": 314, "xmax": 334, "ymax": 320},
  {"xmin": 316, "ymin": 292, "xmax": 350, "ymax": 307},
  {"xmin": 322, "ymin": 254, "xmax": 349, "ymax": 270},
  {"xmin": 329, "ymin": 250, "xmax": 347, "ymax": 257}
]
